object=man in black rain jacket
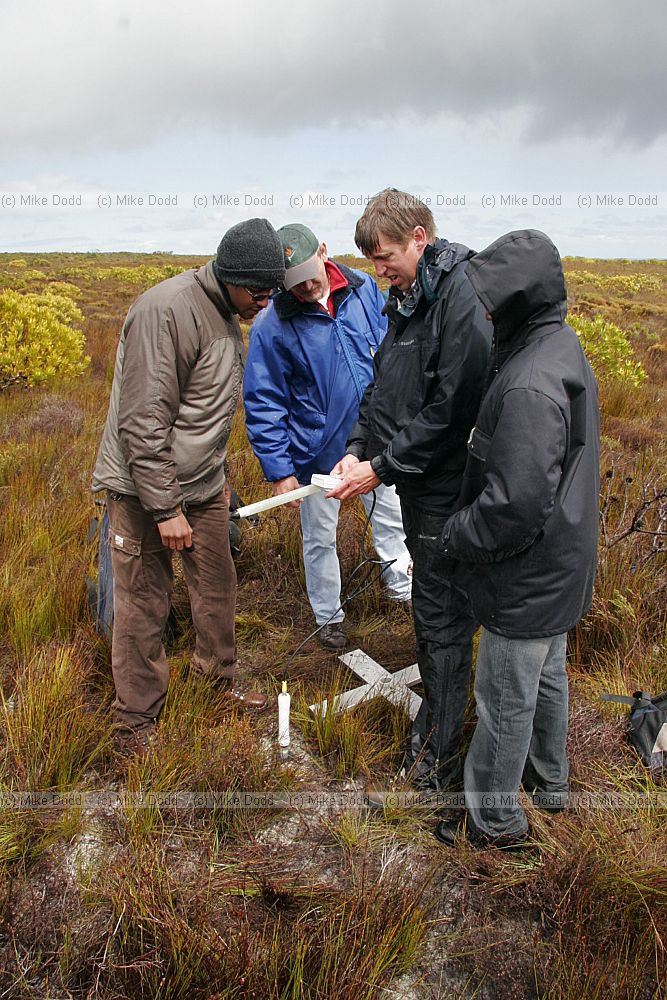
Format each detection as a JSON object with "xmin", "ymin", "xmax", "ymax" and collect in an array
[
  {"xmin": 436, "ymin": 229, "xmax": 600, "ymax": 848},
  {"xmin": 330, "ymin": 189, "xmax": 492, "ymax": 790}
]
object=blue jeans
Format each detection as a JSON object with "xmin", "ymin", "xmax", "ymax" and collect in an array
[
  {"xmin": 299, "ymin": 484, "xmax": 412, "ymax": 625},
  {"xmin": 465, "ymin": 629, "xmax": 569, "ymax": 838}
]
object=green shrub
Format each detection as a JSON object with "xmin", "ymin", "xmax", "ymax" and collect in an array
[
  {"xmin": 0, "ymin": 288, "xmax": 89, "ymax": 390},
  {"xmin": 95, "ymin": 264, "xmax": 188, "ymax": 287},
  {"xmin": 567, "ymin": 270, "xmax": 663, "ymax": 295},
  {"xmin": 570, "ymin": 314, "xmax": 646, "ymax": 386}
]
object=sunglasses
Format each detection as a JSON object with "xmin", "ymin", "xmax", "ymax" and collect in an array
[{"xmin": 243, "ymin": 286, "xmax": 276, "ymax": 303}]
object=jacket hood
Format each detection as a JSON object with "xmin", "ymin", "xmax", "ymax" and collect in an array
[
  {"xmin": 195, "ymin": 261, "xmax": 234, "ymax": 320},
  {"xmin": 465, "ymin": 230, "xmax": 566, "ymax": 341},
  {"xmin": 273, "ymin": 262, "xmax": 364, "ymax": 320}
]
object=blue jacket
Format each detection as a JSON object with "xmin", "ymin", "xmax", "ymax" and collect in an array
[{"xmin": 244, "ymin": 264, "xmax": 387, "ymax": 484}]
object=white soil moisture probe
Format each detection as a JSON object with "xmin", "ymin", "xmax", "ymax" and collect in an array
[
  {"xmin": 233, "ymin": 474, "xmax": 342, "ymax": 519},
  {"xmin": 278, "ymin": 680, "xmax": 290, "ymax": 755},
  {"xmin": 232, "ymin": 474, "xmax": 342, "ymax": 758}
]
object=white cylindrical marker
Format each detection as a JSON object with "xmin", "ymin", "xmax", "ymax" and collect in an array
[{"xmin": 278, "ymin": 680, "xmax": 291, "ymax": 751}]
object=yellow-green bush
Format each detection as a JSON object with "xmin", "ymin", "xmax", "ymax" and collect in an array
[
  {"xmin": 570, "ymin": 314, "xmax": 646, "ymax": 386},
  {"xmin": 95, "ymin": 264, "xmax": 188, "ymax": 287},
  {"xmin": 0, "ymin": 288, "xmax": 89, "ymax": 390},
  {"xmin": 567, "ymin": 270, "xmax": 662, "ymax": 296},
  {"xmin": 45, "ymin": 280, "xmax": 83, "ymax": 299}
]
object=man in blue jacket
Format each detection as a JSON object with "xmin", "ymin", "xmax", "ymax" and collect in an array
[{"xmin": 243, "ymin": 224, "xmax": 412, "ymax": 650}]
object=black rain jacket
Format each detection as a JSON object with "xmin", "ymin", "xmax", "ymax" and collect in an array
[
  {"xmin": 346, "ymin": 239, "xmax": 492, "ymax": 512},
  {"xmin": 443, "ymin": 230, "xmax": 600, "ymax": 638}
]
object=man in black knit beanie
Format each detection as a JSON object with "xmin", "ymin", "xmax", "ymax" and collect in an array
[{"xmin": 93, "ymin": 218, "xmax": 284, "ymax": 752}]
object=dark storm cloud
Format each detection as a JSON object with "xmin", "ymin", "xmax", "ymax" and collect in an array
[{"xmin": 2, "ymin": 0, "xmax": 664, "ymax": 156}]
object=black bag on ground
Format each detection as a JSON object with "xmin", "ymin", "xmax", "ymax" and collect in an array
[{"xmin": 601, "ymin": 690, "xmax": 667, "ymax": 773}]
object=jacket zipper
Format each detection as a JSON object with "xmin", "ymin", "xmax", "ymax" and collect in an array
[{"xmin": 334, "ymin": 319, "xmax": 365, "ymax": 401}]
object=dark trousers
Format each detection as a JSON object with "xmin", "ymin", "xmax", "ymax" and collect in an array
[
  {"xmin": 107, "ymin": 491, "xmax": 237, "ymax": 732},
  {"xmin": 401, "ymin": 504, "xmax": 477, "ymax": 789}
]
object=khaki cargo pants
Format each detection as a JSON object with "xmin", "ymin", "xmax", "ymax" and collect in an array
[{"xmin": 107, "ymin": 490, "xmax": 237, "ymax": 732}]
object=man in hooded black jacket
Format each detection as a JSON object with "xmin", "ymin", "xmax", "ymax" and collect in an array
[
  {"xmin": 330, "ymin": 189, "xmax": 492, "ymax": 791},
  {"xmin": 435, "ymin": 229, "xmax": 600, "ymax": 848}
]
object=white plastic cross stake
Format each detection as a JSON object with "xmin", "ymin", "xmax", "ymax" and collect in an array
[
  {"xmin": 234, "ymin": 475, "xmax": 342, "ymax": 519},
  {"xmin": 309, "ymin": 650, "xmax": 422, "ymax": 721}
]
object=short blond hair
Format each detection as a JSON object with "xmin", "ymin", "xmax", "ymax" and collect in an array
[{"xmin": 355, "ymin": 188, "xmax": 437, "ymax": 255}]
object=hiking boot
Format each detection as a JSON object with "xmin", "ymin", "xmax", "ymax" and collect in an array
[
  {"xmin": 317, "ymin": 623, "xmax": 347, "ymax": 651},
  {"xmin": 434, "ymin": 816, "xmax": 532, "ymax": 851},
  {"xmin": 224, "ymin": 686, "xmax": 268, "ymax": 712},
  {"xmin": 113, "ymin": 725, "xmax": 157, "ymax": 760},
  {"xmin": 189, "ymin": 659, "xmax": 267, "ymax": 711}
]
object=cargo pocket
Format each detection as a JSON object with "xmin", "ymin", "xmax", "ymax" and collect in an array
[{"xmin": 109, "ymin": 531, "xmax": 146, "ymax": 593}]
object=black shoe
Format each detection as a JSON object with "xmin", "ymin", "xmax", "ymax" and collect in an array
[
  {"xmin": 531, "ymin": 791, "xmax": 568, "ymax": 814},
  {"xmin": 317, "ymin": 623, "xmax": 347, "ymax": 651},
  {"xmin": 434, "ymin": 817, "xmax": 532, "ymax": 851},
  {"xmin": 403, "ymin": 760, "xmax": 463, "ymax": 795}
]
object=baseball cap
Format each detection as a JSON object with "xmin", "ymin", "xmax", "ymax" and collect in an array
[{"xmin": 278, "ymin": 224, "xmax": 322, "ymax": 290}]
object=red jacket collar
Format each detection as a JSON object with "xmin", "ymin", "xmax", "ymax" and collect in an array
[{"xmin": 292, "ymin": 259, "xmax": 349, "ymax": 317}]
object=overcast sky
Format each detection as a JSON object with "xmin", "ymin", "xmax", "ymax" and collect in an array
[{"xmin": 1, "ymin": 0, "xmax": 665, "ymax": 257}]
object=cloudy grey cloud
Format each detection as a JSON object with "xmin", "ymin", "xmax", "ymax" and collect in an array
[{"xmin": 2, "ymin": 0, "xmax": 665, "ymax": 157}]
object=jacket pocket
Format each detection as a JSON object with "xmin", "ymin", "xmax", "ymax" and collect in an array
[
  {"xmin": 109, "ymin": 532, "xmax": 146, "ymax": 593},
  {"xmin": 379, "ymin": 341, "xmax": 426, "ymax": 422},
  {"xmin": 467, "ymin": 425, "xmax": 492, "ymax": 462}
]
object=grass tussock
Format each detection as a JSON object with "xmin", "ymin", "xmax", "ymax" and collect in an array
[
  {"xmin": 0, "ymin": 642, "xmax": 110, "ymax": 790},
  {"xmin": 0, "ymin": 807, "xmax": 83, "ymax": 875},
  {"xmin": 0, "ymin": 841, "xmax": 430, "ymax": 999},
  {"xmin": 438, "ymin": 814, "xmax": 666, "ymax": 998},
  {"xmin": 300, "ymin": 670, "xmax": 412, "ymax": 779}
]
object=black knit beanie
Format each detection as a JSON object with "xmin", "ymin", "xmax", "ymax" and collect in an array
[{"xmin": 214, "ymin": 218, "xmax": 285, "ymax": 288}]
